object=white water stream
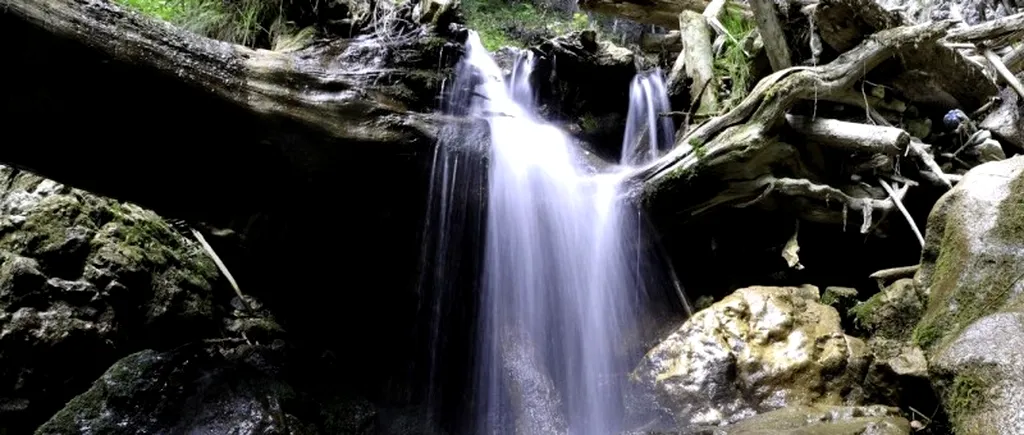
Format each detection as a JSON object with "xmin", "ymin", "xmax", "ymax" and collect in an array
[{"xmin": 421, "ymin": 32, "xmax": 679, "ymax": 434}]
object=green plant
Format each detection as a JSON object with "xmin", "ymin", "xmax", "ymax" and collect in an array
[
  {"xmin": 115, "ymin": 0, "xmax": 295, "ymax": 48},
  {"xmin": 713, "ymin": 6, "xmax": 756, "ymax": 110},
  {"xmin": 462, "ymin": 0, "xmax": 592, "ymax": 51}
]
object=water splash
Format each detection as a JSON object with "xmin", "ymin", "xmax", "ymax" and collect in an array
[
  {"xmin": 620, "ymin": 69, "xmax": 675, "ymax": 166},
  {"xmin": 419, "ymin": 32, "xmax": 683, "ymax": 434}
]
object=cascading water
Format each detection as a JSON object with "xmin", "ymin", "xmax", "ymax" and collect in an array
[
  {"xmin": 418, "ymin": 31, "xmax": 684, "ymax": 434},
  {"xmin": 620, "ymin": 69, "xmax": 675, "ymax": 166}
]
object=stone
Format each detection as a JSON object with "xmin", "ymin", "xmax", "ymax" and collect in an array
[
  {"xmin": 35, "ymin": 344, "xmax": 315, "ymax": 435},
  {"xmin": 850, "ymin": 279, "xmax": 926, "ymax": 341},
  {"xmin": 821, "ymin": 286, "xmax": 859, "ymax": 321},
  {"xmin": 981, "ymin": 88, "xmax": 1024, "ymax": 153},
  {"xmin": 912, "ymin": 156, "xmax": 1024, "ymax": 434},
  {"xmin": 701, "ymin": 405, "xmax": 911, "ymax": 435},
  {"xmin": 0, "ymin": 166, "xmax": 224, "ymax": 433},
  {"xmin": 632, "ymin": 285, "xmax": 871, "ymax": 427}
]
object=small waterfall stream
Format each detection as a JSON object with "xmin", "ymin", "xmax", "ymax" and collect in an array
[{"xmin": 419, "ymin": 32, "xmax": 681, "ymax": 434}]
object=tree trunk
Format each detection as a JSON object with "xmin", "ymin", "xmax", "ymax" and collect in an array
[{"xmin": 0, "ymin": 0, "xmax": 452, "ymax": 225}]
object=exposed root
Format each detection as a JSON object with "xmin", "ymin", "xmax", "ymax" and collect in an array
[
  {"xmin": 192, "ymin": 228, "xmax": 255, "ymax": 313},
  {"xmin": 879, "ymin": 179, "xmax": 924, "ymax": 248}
]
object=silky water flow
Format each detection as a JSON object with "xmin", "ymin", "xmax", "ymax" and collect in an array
[{"xmin": 417, "ymin": 33, "xmax": 683, "ymax": 435}]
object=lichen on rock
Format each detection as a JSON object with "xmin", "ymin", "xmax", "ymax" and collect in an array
[
  {"xmin": 0, "ymin": 166, "xmax": 225, "ymax": 433},
  {"xmin": 911, "ymin": 156, "xmax": 1024, "ymax": 434},
  {"xmin": 631, "ymin": 285, "xmax": 871, "ymax": 427}
]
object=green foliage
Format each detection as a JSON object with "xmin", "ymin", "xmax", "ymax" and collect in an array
[
  {"xmin": 713, "ymin": 7, "xmax": 756, "ymax": 110},
  {"xmin": 689, "ymin": 137, "xmax": 706, "ymax": 159},
  {"xmin": 115, "ymin": 0, "xmax": 292, "ymax": 47},
  {"xmin": 944, "ymin": 368, "xmax": 997, "ymax": 433},
  {"xmin": 463, "ymin": 0, "xmax": 591, "ymax": 51}
]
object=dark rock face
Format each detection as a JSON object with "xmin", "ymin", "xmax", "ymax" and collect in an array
[
  {"xmin": 35, "ymin": 340, "xmax": 448, "ymax": 435},
  {"xmin": 35, "ymin": 343, "xmax": 370, "ymax": 435},
  {"xmin": 529, "ymin": 30, "xmax": 639, "ymax": 161},
  {"xmin": 0, "ymin": 166, "xmax": 225, "ymax": 433}
]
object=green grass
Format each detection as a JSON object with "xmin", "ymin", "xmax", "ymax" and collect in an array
[
  {"xmin": 713, "ymin": 6, "xmax": 756, "ymax": 111},
  {"xmin": 115, "ymin": 0, "xmax": 292, "ymax": 48},
  {"xmin": 463, "ymin": 0, "xmax": 591, "ymax": 51}
]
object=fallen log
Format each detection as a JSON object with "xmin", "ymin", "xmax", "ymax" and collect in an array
[
  {"xmin": 1, "ymin": 0, "xmax": 447, "ymax": 224},
  {"xmin": 813, "ymin": 0, "xmax": 997, "ymax": 111},
  {"xmin": 748, "ymin": 0, "xmax": 791, "ymax": 71},
  {"xmin": 579, "ymin": 0, "xmax": 711, "ymax": 28},
  {"xmin": 631, "ymin": 20, "xmax": 957, "ymax": 227},
  {"xmin": 1004, "ymin": 43, "xmax": 1024, "ymax": 72},
  {"xmin": 944, "ymin": 12, "xmax": 1024, "ymax": 45},
  {"xmin": 670, "ymin": 10, "xmax": 719, "ymax": 116},
  {"xmin": 785, "ymin": 115, "xmax": 910, "ymax": 155}
]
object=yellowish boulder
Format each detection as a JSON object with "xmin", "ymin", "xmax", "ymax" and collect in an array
[{"xmin": 632, "ymin": 285, "xmax": 870, "ymax": 426}]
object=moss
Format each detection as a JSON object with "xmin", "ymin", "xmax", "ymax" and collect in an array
[
  {"xmin": 913, "ymin": 172, "xmax": 1024, "ymax": 350},
  {"xmin": 579, "ymin": 112, "xmax": 599, "ymax": 133},
  {"xmin": 851, "ymin": 280, "xmax": 924, "ymax": 341},
  {"xmin": 463, "ymin": 0, "xmax": 590, "ymax": 50},
  {"xmin": 994, "ymin": 170, "xmax": 1024, "ymax": 242},
  {"xmin": 942, "ymin": 367, "xmax": 998, "ymax": 434},
  {"xmin": 689, "ymin": 137, "xmax": 707, "ymax": 159}
]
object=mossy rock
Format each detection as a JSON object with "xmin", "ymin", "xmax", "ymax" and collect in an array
[
  {"xmin": 0, "ymin": 166, "xmax": 224, "ymax": 432},
  {"xmin": 35, "ymin": 343, "xmax": 317, "ymax": 435},
  {"xmin": 911, "ymin": 156, "xmax": 1024, "ymax": 434},
  {"xmin": 913, "ymin": 157, "xmax": 1024, "ymax": 351},
  {"xmin": 850, "ymin": 279, "xmax": 926, "ymax": 342}
]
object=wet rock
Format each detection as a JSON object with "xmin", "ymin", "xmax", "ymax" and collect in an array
[
  {"xmin": 632, "ymin": 285, "xmax": 871, "ymax": 427},
  {"xmin": 850, "ymin": 279, "xmax": 926, "ymax": 341},
  {"xmin": 913, "ymin": 156, "xmax": 1024, "ymax": 433},
  {"xmin": 821, "ymin": 286, "xmax": 859, "ymax": 324},
  {"xmin": 35, "ymin": 343, "xmax": 315, "ymax": 435},
  {"xmin": 530, "ymin": 30, "xmax": 638, "ymax": 160},
  {"xmin": 0, "ymin": 166, "xmax": 224, "ymax": 433},
  {"xmin": 980, "ymin": 88, "xmax": 1024, "ymax": 153},
  {"xmin": 695, "ymin": 405, "xmax": 911, "ymax": 435}
]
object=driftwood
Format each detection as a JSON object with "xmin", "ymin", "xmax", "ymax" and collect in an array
[
  {"xmin": 748, "ymin": 0, "xmax": 791, "ymax": 71},
  {"xmin": 1, "ymin": 0, "xmax": 442, "ymax": 223},
  {"xmin": 869, "ymin": 265, "xmax": 920, "ymax": 281},
  {"xmin": 1004, "ymin": 43, "xmax": 1024, "ymax": 72},
  {"xmin": 945, "ymin": 13, "xmax": 1024, "ymax": 45},
  {"xmin": 631, "ymin": 20, "xmax": 958, "ymax": 229},
  {"xmin": 813, "ymin": 0, "xmax": 998, "ymax": 111},
  {"xmin": 670, "ymin": 10, "xmax": 720, "ymax": 116},
  {"xmin": 785, "ymin": 115, "xmax": 910, "ymax": 155},
  {"xmin": 983, "ymin": 48, "xmax": 1024, "ymax": 99}
]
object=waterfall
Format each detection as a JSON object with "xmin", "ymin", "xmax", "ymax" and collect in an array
[
  {"xmin": 620, "ymin": 69, "xmax": 674, "ymax": 166},
  {"xmin": 419, "ymin": 32, "xmax": 681, "ymax": 434}
]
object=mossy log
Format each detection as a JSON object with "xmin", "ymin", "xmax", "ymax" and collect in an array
[
  {"xmin": 630, "ymin": 20, "xmax": 959, "ymax": 228},
  {"xmin": 0, "ymin": 0, "xmax": 447, "ymax": 225},
  {"xmin": 578, "ymin": 0, "xmax": 711, "ymax": 29}
]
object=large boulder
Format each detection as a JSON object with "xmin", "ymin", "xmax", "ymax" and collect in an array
[
  {"xmin": 631, "ymin": 285, "xmax": 872, "ymax": 427},
  {"xmin": 0, "ymin": 166, "xmax": 225, "ymax": 432},
  {"xmin": 912, "ymin": 156, "xmax": 1024, "ymax": 434}
]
